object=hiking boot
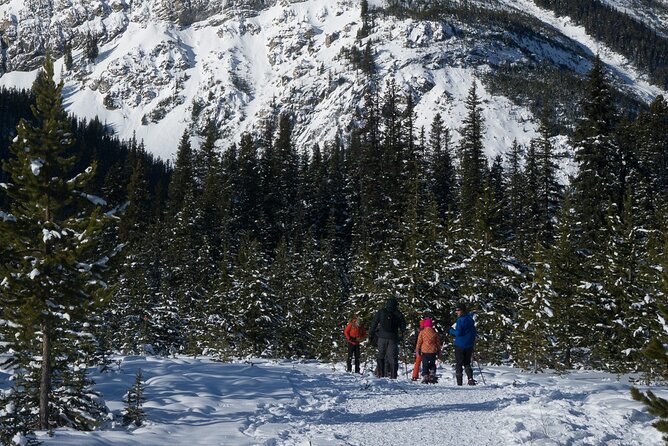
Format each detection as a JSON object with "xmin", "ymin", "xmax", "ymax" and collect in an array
[
  {"xmin": 456, "ymin": 374, "xmax": 463, "ymax": 386},
  {"xmin": 468, "ymin": 379, "xmax": 477, "ymax": 386}
]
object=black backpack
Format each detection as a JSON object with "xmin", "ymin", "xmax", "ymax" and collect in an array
[{"xmin": 379, "ymin": 309, "xmax": 398, "ymax": 334}]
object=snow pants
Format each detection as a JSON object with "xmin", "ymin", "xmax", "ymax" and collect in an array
[
  {"xmin": 347, "ymin": 343, "xmax": 361, "ymax": 373},
  {"xmin": 376, "ymin": 337, "xmax": 398, "ymax": 378},
  {"xmin": 421, "ymin": 352, "xmax": 437, "ymax": 377},
  {"xmin": 454, "ymin": 346, "xmax": 474, "ymax": 385},
  {"xmin": 412, "ymin": 354, "xmax": 422, "ymax": 380}
]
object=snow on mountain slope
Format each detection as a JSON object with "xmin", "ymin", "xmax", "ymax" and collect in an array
[
  {"xmin": 601, "ymin": 0, "xmax": 668, "ymax": 36},
  {"xmin": 500, "ymin": 0, "xmax": 666, "ymax": 103},
  {"xmin": 0, "ymin": 0, "xmax": 666, "ymax": 160}
]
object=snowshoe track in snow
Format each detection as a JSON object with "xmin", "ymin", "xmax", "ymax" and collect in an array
[{"xmin": 20, "ymin": 356, "xmax": 661, "ymax": 446}]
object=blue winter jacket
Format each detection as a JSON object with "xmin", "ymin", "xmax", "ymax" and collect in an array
[{"xmin": 449, "ymin": 313, "xmax": 476, "ymax": 349}]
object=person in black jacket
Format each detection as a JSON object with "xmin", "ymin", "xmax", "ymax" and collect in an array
[{"xmin": 369, "ymin": 297, "xmax": 406, "ymax": 379}]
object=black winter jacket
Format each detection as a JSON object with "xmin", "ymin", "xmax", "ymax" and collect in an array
[{"xmin": 369, "ymin": 298, "xmax": 407, "ymax": 341}]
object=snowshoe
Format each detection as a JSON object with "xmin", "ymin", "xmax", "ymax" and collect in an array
[
  {"xmin": 468, "ymin": 379, "xmax": 477, "ymax": 386},
  {"xmin": 422, "ymin": 373, "xmax": 438, "ymax": 384}
]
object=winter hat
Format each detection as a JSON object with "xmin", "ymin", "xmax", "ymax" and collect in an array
[
  {"xmin": 422, "ymin": 318, "xmax": 433, "ymax": 328},
  {"xmin": 455, "ymin": 303, "xmax": 467, "ymax": 312}
]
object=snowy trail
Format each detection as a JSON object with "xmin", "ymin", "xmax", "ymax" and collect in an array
[{"xmin": 19, "ymin": 356, "xmax": 661, "ymax": 446}]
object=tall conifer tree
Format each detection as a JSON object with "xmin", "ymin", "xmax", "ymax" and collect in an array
[
  {"xmin": 458, "ymin": 82, "xmax": 487, "ymax": 227},
  {"xmin": 0, "ymin": 55, "xmax": 109, "ymax": 433}
]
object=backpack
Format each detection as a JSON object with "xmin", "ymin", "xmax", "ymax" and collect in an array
[{"xmin": 379, "ymin": 309, "xmax": 398, "ymax": 334}]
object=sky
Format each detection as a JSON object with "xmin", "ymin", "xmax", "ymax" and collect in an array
[{"xmin": 3, "ymin": 354, "xmax": 664, "ymax": 446}]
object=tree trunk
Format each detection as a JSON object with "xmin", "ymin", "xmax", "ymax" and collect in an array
[{"xmin": 40, "ymin": 321, "xmax": 51, "ymax": 430}]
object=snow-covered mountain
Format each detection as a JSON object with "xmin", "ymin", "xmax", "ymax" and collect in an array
[{"xmin": 0, "ymin": 0, "xmax": 666, "ymax": 159}]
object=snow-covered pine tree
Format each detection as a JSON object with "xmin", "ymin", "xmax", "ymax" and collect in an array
[
  {"xmin": 300, "ymin": 233, "xmax": 347, "ymax": 361},
  {"xmin": 268, "ymin": 237, "xmax": 300, "ymax": 357},
  {"xmin": 123, "ymin": 369, "xmax": 146, "ymax": 427},
  {"xmin": 458, "ymin": 82, "xmax": 487, "ymax": 228},
  {"xmin": 571, "ymin": 54, "xmax": 618, "ymax": 252},
  {"xmin": 228, "ymin": 235, "xmax": 276, "ymax": 356},
  {"xmin": 503, "ymin": 139, "xmax": 529, "ymax": 260},
  {"xmin": 595, "ymin": 188, "xmax": 655, "ymax": 372},
  {"xmin": 513, "ymin": 243, "xmax": 555, "ymax": 373},
  {"xmin": 428, "ymin": 112, "xmax": 457, "ymax": 220},
  {"xmin": 460, "ymin": 183, "xmax": 520, "ymax": 364},
  {"xmin": 0, "ymin": 55, "xmax": 109, "ymax": 432},
  {"xmin": 523, "ymin": 140, "xmax": 542, "ymax": 247},
  {"xmin": 547, "ymin": 194, "xmax": 584, "ymax": 370},
  {"xmin": 631, "ymin": 296, "xmax": 668, "ymax": 444},
  {"xmin": 0, "ymin": 373, "xmax": 40, "ymax": 446},
  {"xmin": 632, "ymin": 95, "xmax": 668, "ymax": 228},
  {"xmin": 533, "ymin": 107, "xmax": 562, "ymax": 245}
]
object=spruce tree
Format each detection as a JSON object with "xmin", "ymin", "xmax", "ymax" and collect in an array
[
  {"xmin": 428, "ymin": 112, "xmax": 456, "ymax": 220},
  {"xmin": 548, "ymin": 194, "xmax": 584, "ymax": 370},
  {"xmin": 594, "ymin": 188, "xmax": 654, "ymax": 372},
  {"xmin": 631, "ymin": 302, "xmax": 668, "ymax": 444},
  {"xmin": 63, "ymin": 42, "xmax": 73, "ymax": 71},
  {"xmin": 458, "ymin": 82, "xmax": 487, "ymax": 227},
  {"xmin": 123, "ymin": 370, "xmax": 146, "ymax": 427},
  {"xmin": 227, "ymin": 235, "xmax": 276, "ymax": 356},
  {"xmin": 460, "ymin": 182, "xmax": 519, "ymax": 363},
  {"xmin": 504, "ymin": 139, "xmax": 529, "ymax": 259},
  {"xmin": 0, "ymin": 55, "xmax": 109, "ymax": 432},
  {"xmin": 571, "ymin": 55, "xmax": 618, "ymax": 251},
  {"xmin": 513, "ymin": 243, "xmax": 555, "ymax": 372},
  {"xmin": 534, "ymin": 109, "xmax": 561, "ymax": 244},
  {"xmin": 85, "ymin": 32, "xmax": 99, "ymax": 62}
]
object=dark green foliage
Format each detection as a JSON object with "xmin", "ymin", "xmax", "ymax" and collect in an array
[
  {"xmin": 0, "ymin": 374, "xmax": 40, "ymax": 446},
  {"xmin": 631, "ymin": 386, "xmax": 668, "ymax": 445},
  {"xmin": 534, "ymin": 0, "xmax": 668, "ymax": 88},
  {"xmin": 123, "ymin": 370, "xmax": 146, "ymax": 427},
  {"xmin": 2, "ymin": 36, "xmax": 667, "ymax": 402},
  {"xmin": 63, "ymin": 42, "xmax": 73, "ymax": 71},
  {"xmin": 85, "ymin": 32, "xmax": 99, "ymax": 62},
  {"xmin": 458, "ymin": 82, "xmax": 487, "ymax": 227},
  {"xmin": 0, "ymin": 55, "xmax": 109, "ymax": 433},
  {"xmin": 571, "ymin": 55, "xmax": 618, "ymax": 250},
  {"xmin": 631, "ymin": 331, "xmax": 668, "ymax": 444}
]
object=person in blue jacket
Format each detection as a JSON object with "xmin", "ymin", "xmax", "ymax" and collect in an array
[{"xmin": 449, "ymin": 303, "xmax": 477, "ymax": 385}]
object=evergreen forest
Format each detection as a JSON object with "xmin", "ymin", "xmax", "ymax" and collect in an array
[{"xmin": 1, "ymin": 51, "xmax": 668, "ymax": 440}]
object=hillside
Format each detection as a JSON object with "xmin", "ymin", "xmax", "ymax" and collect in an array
[{"xmin": 0, "ymin": 0, "xmax": 665, "ymax": 158}]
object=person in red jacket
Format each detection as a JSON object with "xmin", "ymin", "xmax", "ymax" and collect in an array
[
  {"xmin": 415, "ymin": 318, "xmax": 441, "ymax": 383},
  {"xmin": 344, "ymin": 315, "xmax": 367, "ymax": 373}
]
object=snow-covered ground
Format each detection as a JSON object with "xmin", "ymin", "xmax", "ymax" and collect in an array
[{"xmin": 3, "ymin": 355, "xmax": 663, "ymax": 445}]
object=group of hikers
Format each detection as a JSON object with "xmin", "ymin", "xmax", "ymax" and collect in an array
[{"xmin": 343, "ymin": 297, "xmax": 478, "ymax": 385}]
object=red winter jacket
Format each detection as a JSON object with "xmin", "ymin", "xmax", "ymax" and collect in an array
[{"xmin": 344, "ymin": 318, "xmax": 367, "ymax": 346}]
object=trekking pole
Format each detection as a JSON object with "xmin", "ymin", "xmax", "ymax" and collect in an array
[
  {"xmin": 404, "ymin": 348, "xmax": 410, "ymax": 381},
  {"xmin": 361, "ymin": 352, "xmax": 372, "ymax": 376},
  {"xmin": 473, "ymin": 352, "xmax": 486, "ymax": 385}
]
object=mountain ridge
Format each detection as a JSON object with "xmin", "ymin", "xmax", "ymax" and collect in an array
[{"xmin": 0, "ymin": 0, "xmax": 665, "ymax": 159}]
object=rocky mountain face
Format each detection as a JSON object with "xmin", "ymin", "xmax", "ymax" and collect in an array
[{"xmin": 0, "ymin": 0, "xmax": 666, "ymax": 159}]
